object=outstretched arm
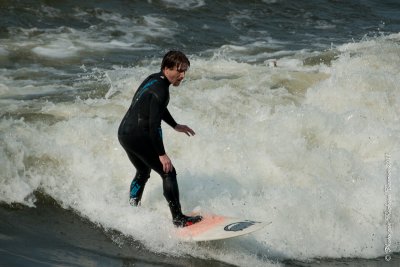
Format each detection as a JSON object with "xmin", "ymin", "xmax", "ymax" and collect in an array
[
  {"xmin": 174, "ymin": 124, "xmax": 195, "ymax": 136},
  {"xmin": 163, "ymin": 108, "xmax": 195, "ymax": 136},
  {"xmin": 162, "ymin": 108, "xmax": 177, "ymax": 128}
]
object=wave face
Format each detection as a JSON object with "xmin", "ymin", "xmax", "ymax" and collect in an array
[{"xmin": 1, "ymin": 1, "xmax": 400, "ymax": 266}]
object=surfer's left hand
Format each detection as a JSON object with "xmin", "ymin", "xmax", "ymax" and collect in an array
[{"xmin": 174, "ymin": 124, "xmax": 195, "ymax": 136}]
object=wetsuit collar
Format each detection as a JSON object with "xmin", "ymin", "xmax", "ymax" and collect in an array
[{"xmin": 160, "ymin": 71, "xmax": 171, "ymax": 85}]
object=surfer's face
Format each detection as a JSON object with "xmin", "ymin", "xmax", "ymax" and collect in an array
[{"xmin": 164, "ymin": 63, "xmax": 188, "ymax": 86}]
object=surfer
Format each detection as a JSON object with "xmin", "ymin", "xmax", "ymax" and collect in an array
[{"xmin": 118, "ymin": 51, "xmax": 202, "ymax": 228}]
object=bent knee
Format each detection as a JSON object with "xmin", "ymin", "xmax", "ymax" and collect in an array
[
  {"xmin": 135, "ymin": 171, "xmax": 150, "ymax": 181},
  {"xmin": 162, "ymin": 168, "xmax": 176, "ymax": 180}
]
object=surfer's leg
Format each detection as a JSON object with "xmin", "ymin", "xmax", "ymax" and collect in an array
[
  {"xmin": 130, "ymin": 159, "xmax": 200, "ymax": 227},
  {"xmin": 135, "ymin": 151, "xmax": 202, "ymax": 226},
  {"xmin": 132, "ymin": 152, "xmax": 184, "ymax": 218},
  {"xmin": 160, "ymin": 169, "xmax": 182, "ymax": 217},
  {"xmin": 128, "ymin": 153, "xmax": 150, "ymax": 206},
  {"xmin": 118, "ymin": 135, "xmax": 150, "ymax": 206},
  {"xmin": 157, "ymin": 168, "xmax": 202, "ymax": 227},
  {"xmin": 129, "ymin": 173, "xmax": 150, "ymax": 206},
  {"xmin": 119, "ymin": 135, "xmax": 202, "ymax": 226}
]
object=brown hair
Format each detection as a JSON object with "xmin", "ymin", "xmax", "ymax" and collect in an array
[{"xmin": 161, "ymin": 51, "xmax": 190, "ymax": 70}]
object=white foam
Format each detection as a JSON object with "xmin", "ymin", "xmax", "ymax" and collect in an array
[
  {"xmin": 1, "ymin": 34, "xmax": 399, "ymax": 264},
  {"xmin": 0, "ymin": 46, "xmax": 9, "ymax": 56},
  {"xmin": 40, "ymin": 5, "xmax": 61, "ymax": 18},
  {"xmin": 93, "ymin": 10, "xmax": 176, "ymax": 39},
  {"xmin": 314, "ymin": 21, "xmax": 336, "ymax": 30},
  {"xmin": 0, "ymin": 84, "xmax": 9, "ymax": 95},
  {"xmin": 32, "ymin": 38, "xmax": 81, "ymax": 58},
  {"xmin": 262, "ymin": 0, "xmax": 279, "ymax": 3},
  {"xmin": 6, "ymin": 12, "xmax": 174, "ymax": 61},
  {"xmin": 160, "ymin": 0, "xmax": 205, "ymax": 9},
  {"xmin": 210, "ymin": 38, "xmax": 290, "ymax": 64}
]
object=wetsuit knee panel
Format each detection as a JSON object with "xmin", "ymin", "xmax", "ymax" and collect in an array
[{"xmin": 161, "ymin": 168, "xmax": 176, "ymax": 180}]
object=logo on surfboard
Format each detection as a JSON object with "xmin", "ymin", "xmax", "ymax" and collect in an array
[{"xmin": 223, "ymin": 220, "xmax": 259, "ymax": 232}]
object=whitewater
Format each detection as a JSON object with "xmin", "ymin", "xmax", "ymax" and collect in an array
[
  {"xmin": 1, "ymin": 1, "xmax": 400, "ymax": 265},
  {"xmin": 1, "ymin": 33, "xmax": 399, "ymax": 265}
]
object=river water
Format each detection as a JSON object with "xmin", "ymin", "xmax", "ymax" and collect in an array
[{"xmin": 1, "ymin": 0, "xmax": 400, "ymax": 266}]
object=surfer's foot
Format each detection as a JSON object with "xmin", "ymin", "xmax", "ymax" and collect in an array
[
  {"xmin": 173, "ymin": 214, "xmax": 203, "ymax": 228},
  {"xmin": 129, "ymin": 197, "xmax": 141, "ymax": 206}
]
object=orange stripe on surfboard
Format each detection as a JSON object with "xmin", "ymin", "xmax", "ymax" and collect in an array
[{"xmin": 177, "ymin": 214, "xmax": 226, "ymax": 238}]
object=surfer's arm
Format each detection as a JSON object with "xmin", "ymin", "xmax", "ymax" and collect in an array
[
  {"xmin": 174, "ymin": 124, "xmax": 195, "ymax": 136},
  {"xmin": 162, "ymin": 108, "xmax": 178, "ymax": 128},
  {"xmin": 162, "ymin": 107, "xmax": 195, "ymax": 136},
  {"xmin": 159, "ymin": 154, "xmax": 173, "ymax": 173}
]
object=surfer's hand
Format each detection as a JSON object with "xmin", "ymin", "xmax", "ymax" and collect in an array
[
  {"xmin": 174, "ymin": 124, "xmax": 195, "ymax": 136},
  {"xmin": 159, "ymin": 154, "xmax": 173, "ymax": 173}
]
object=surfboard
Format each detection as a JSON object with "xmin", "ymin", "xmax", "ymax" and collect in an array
[{"xmin": 176, "ymin": 213, "xmax": 270, "ymax": 242}]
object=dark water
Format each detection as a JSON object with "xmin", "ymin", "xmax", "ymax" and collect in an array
[
  {"xmin": 1, "ymin": 0, "xmax": 400, "ymax": 266},
  {"xmin": 1, "ymin": 195, "xmax": 398, "ymax": 267},
  {"xmin": 0, "ymin": 194, "xmax": 234, "ymax": 267},
  {"xmin": 1, "ymin": 0, "xmax": 400, "ymax": 68}
]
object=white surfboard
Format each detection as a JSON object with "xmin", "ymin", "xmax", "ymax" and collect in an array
[{"xmin": 176, "ymin": 213, "xmax": 271, "ymax": 242}]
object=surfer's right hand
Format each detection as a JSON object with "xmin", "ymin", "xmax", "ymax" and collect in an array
[{"xmin": 159, "ymin": 154, "xmax": 173, "ymax": 173}]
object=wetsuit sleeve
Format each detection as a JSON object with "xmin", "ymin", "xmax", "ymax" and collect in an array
[
  {"xmin": 162, "ymin": 108, "xmax": 177, "ymax": 129},
  {"xmin": 148, "ymin": 94, "xmax": 166, "ymax": 156}
]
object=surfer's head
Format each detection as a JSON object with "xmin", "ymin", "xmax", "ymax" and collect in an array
[{"xmin": 161, "ymin": 51, "xmax": 190, "ymax": 87}]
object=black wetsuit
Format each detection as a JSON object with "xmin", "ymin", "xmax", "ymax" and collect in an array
[{"xmin": 118, "ymin": 72, "xmax": 184, "ymax": 222}]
